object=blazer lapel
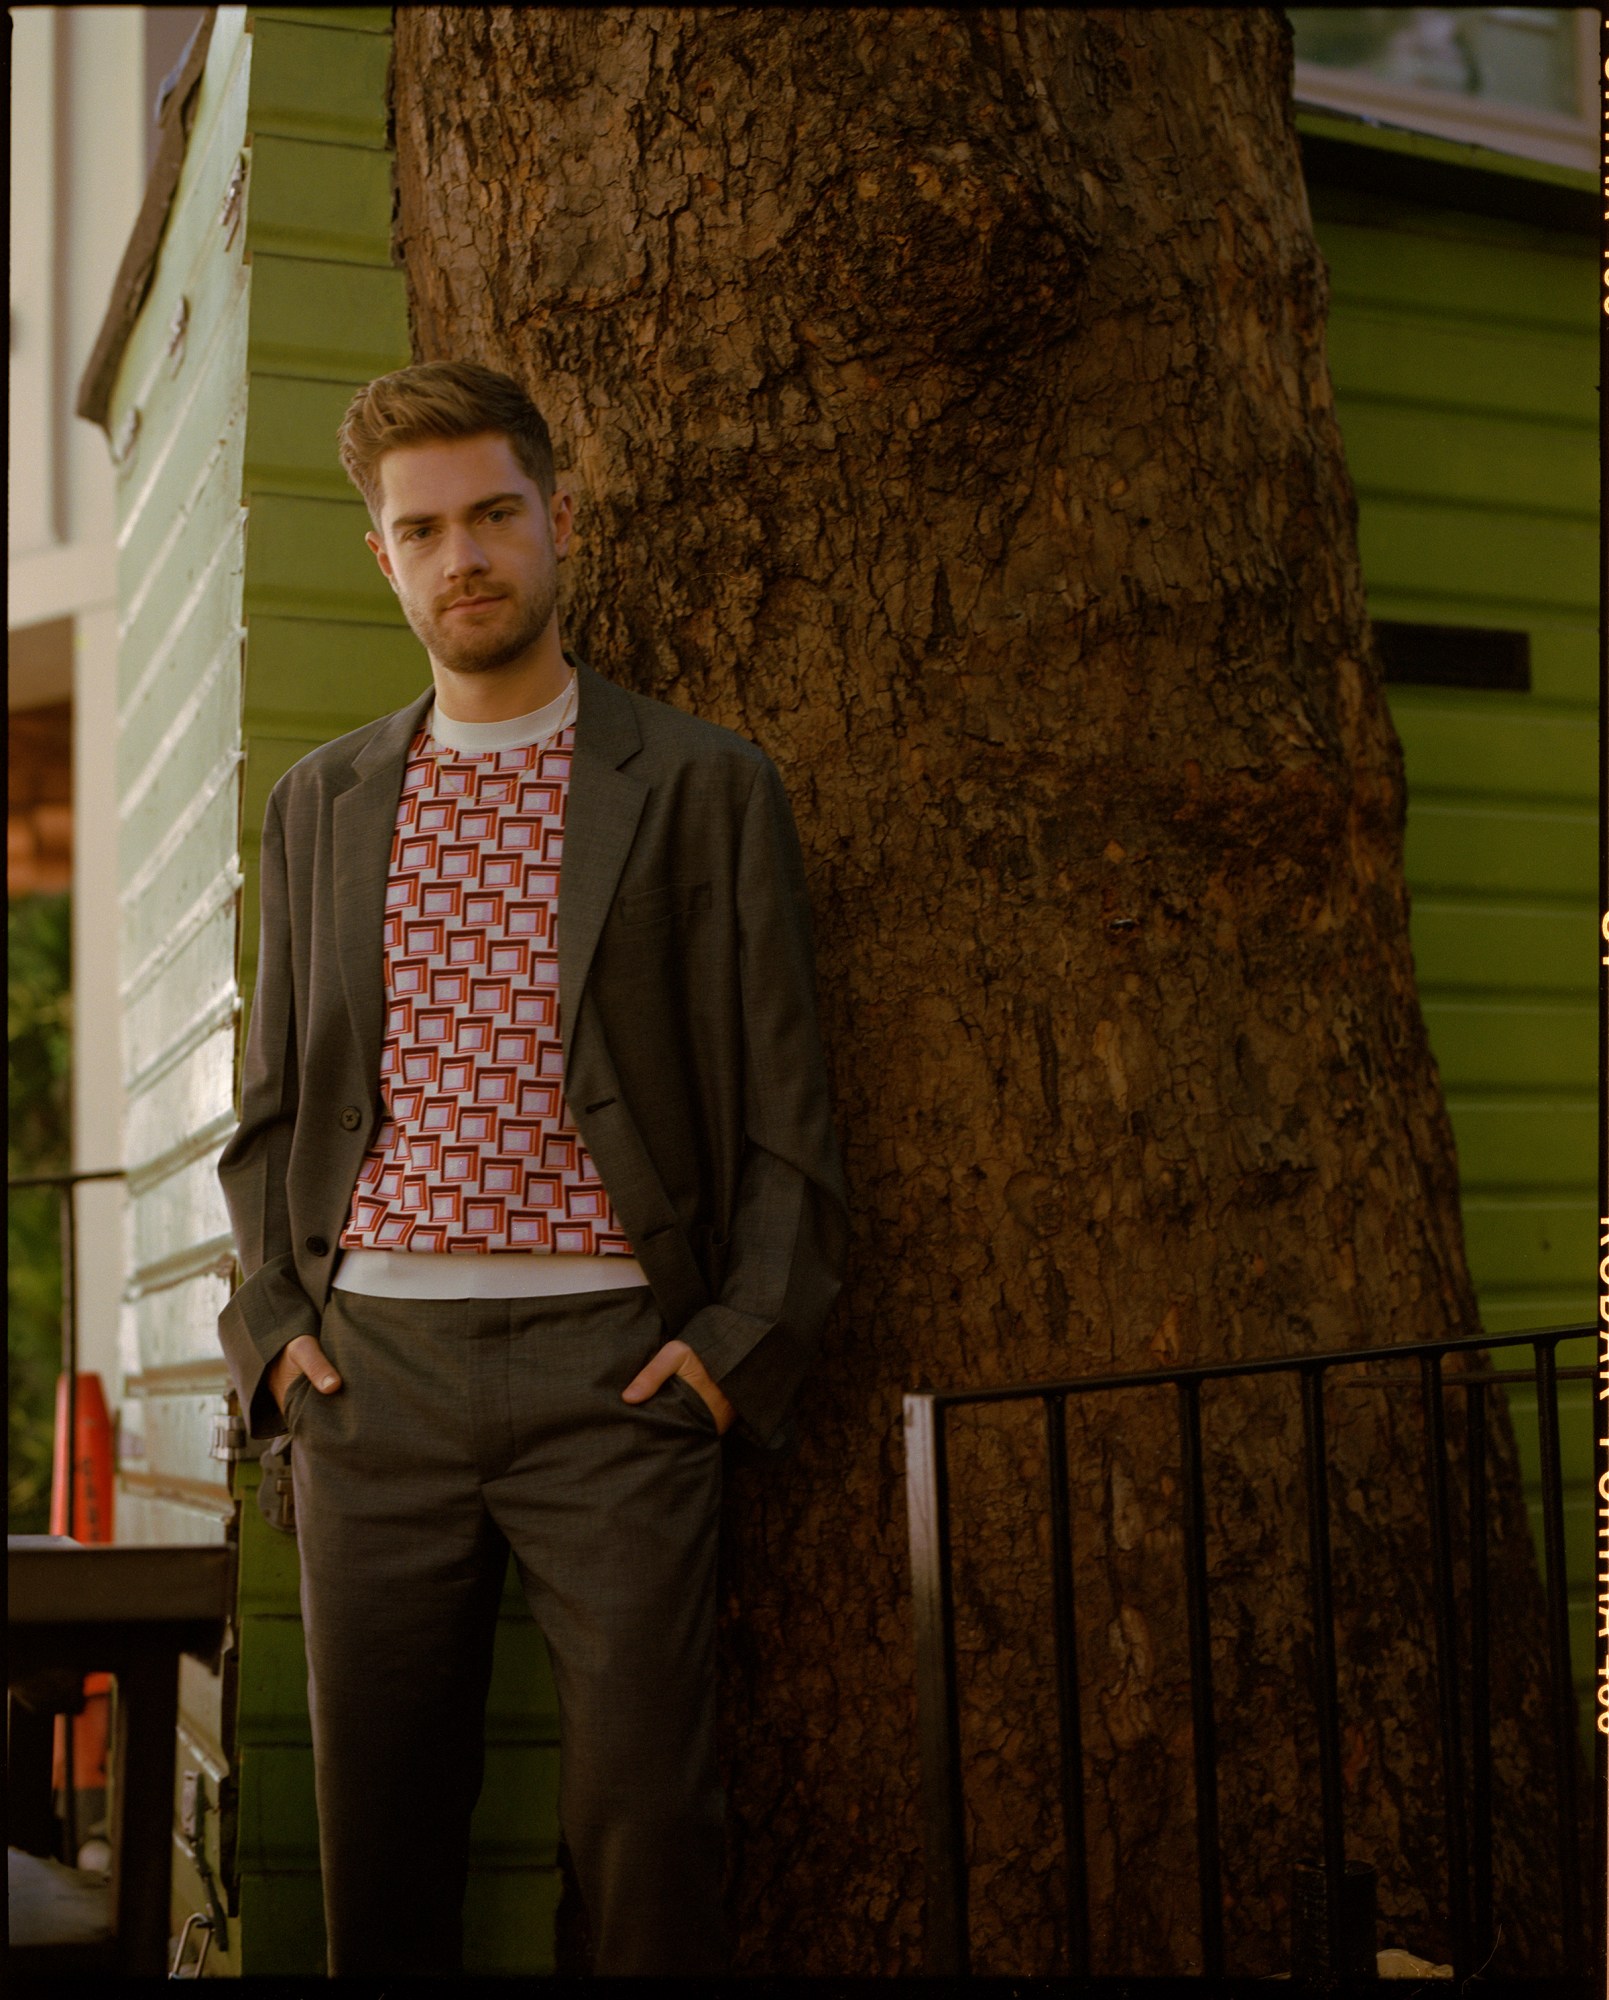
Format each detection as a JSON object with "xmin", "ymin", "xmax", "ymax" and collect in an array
[
  {"xmin": 559, "ymin": 651, "xmax": 647, "ymax": 1067},
  {"xmin": 333, "ymin": 684, "xmax": 434, "ymax": 1096}
]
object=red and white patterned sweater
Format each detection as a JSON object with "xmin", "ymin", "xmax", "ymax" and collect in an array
[{"xmin": 334, "ymin": 691, "xmax": 646, "ymax": 1297}]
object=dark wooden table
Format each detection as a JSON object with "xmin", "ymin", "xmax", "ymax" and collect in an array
[{"xmin": 7, "ymin": 1535, "xmax": 232, "ymax": 1974}]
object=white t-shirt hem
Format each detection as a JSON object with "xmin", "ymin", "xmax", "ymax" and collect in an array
[{"xmin": 332, "ymin": 1248, "xmax": 652, "ymax": 1300}]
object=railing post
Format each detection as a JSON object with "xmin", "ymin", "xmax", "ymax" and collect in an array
[
  {"xmin": 59, "ymin": 1179, "xmax": 79, "ymax": 1540},
  {"xmin": 1043, "ymin": 1393, "xmax": 1091, "ymax": 1976},
  {"xmin": 1464, "ymin": 1375, "xmax": 1494, "ymax": 1964},
  {"xmin": 904, "ymin": 1392, "xmax": 967, "ymax": 1975},
  {"xmin": 1420, "ymin": 1349, "xmax": 1471, "ymax": 1979},
  {"xmin": 1299, "ymin": 1364, "xmax": 1347, "ymax": 1973},
  {"xmin": 1176, "ymin": 1377, "xmax": 1223, "ymax": 1975},
  {"xmin": 1532, "ymin": 1338, "xmax": 1585, "ymax": 1971}
]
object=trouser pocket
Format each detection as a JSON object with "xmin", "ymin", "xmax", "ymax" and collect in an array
[
  {"xmin": 280, "ymin": 1369, "xmax": 314, "ymax": 1429},
  {"xmin": 658, "ymin": 1368, "xmax": 721, "ymax": 1433}
]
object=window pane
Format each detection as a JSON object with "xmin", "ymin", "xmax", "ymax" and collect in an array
[{"xmin": 1289, "ymin": 8, "xmax": 1581, "ymax": 117}]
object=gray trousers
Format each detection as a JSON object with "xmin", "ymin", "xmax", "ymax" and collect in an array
[{"xmin": 282, "ymin": 1282, "xmax": 729, "ymax": 1976}]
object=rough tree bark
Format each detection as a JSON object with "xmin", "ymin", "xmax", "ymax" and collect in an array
[{"xmin": 390, "ymin": 7, "xmax": 1573, "ymax": 1977}]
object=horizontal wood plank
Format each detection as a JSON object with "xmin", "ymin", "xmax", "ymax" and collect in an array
[
  {"xmin": 251, "ymin": 7, "xmax": 393, "ymax": 32},
  {"xmin": 1409, "ymin": 896, "xmax": 1596, "ymax": 997},
  {"xmin": 1459, "ymin": 1195, "xmax": 1596, "ymax": 1291},
  {"xmin": 1402, "ymin": 800, "xmax": 1596, "ymax": 898},
  {"xmin": 244, "ymin": 371, "xmax": 373, "ymax": 499},
  {"xmin": 1443, "ymin": 1095, "xmax": 1598, "ymax": 1191},
  {"xmin": 1357, "ymin": 494, "xmax": 1596, "ymax": 615},
  {"xmin": 247, "ymin": 252, "xmax": 409, "ymax": 381},
  {"xmin": 1388, "ymin": 698, "xmax": 1595, "ymax": 802},
  {"xmin": 1318, "ymin": 212, "xmax": 1595, "ymax": 333},
  {"xmin": 1341, "ymin": 399, "xmax": 1595, "ymax": 519},
  {"xmin": 248, "ymin": 16, "xmax": 391, "ymax": 148},
  {"xmin": 1418, "ymin": 999, "xmax": 1594, "ymax": 1088},
  {"xmin": 244, "ymin": 491, "xmax": 403, "ymax": 619},
  {"xmin": 1330, "ymin": 309, "xmax": 1593, "ymax": 427},
  {"xmin": 246, "ymin": 132, "xmax": 394, "ymax": 265},
  {"xmin": 245, "ymin": 612, "xmax": 427, "ymax": 728}
]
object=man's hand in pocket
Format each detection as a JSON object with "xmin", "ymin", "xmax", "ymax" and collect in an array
[
  {"xmin": 268, "ymin": 1334, "xmax": 342, "ymax": 1418},
  {"xmin": 621, "ymin": 1337, "xmax": 736, "ymax": 1435}
]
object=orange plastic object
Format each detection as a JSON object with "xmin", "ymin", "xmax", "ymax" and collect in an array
[
  {"xmin": 50, "ymin": 1373, "xmax": 115, "ymax": 1803},
  {"xmin": 50, "ymin": 1371, "xmax": 115, "ymax": 1544}
]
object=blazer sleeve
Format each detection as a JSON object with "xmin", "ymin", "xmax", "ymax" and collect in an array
[
  {"xmin": 216, "ymin": 786, "xmax": 322, "ymax": 1440},
  {"xmin": 676, "ymin": 756, "xmax": 849, "ymax": 1452}
]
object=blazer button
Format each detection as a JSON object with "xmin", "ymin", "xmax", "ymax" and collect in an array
[
  {"xmin": 306, "ymin": 1236, "xmax": 329, "ymax": 1257},
  {"xmin": 340, "ymin": 1106, "xmax": 363, "ymax": 1131}
]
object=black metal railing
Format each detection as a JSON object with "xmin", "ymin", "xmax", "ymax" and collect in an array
[
  {"xmin": 904, "ymin": 1322, "xmax": 1599, "ymax": 1979},
  {"xmin": 8, "ymin": 1166, "xmax": 129, "ymax": 1869},
  {"xmin": 7, "ymin": 1169, "xmax": 128, "ymax": 1543}
]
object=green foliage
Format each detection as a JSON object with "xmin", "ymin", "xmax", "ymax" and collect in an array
[{"xmin": 8, "ymin": 893, "xmax": 72, "ymax": 1534}]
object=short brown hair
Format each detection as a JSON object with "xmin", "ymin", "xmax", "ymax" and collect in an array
[{"xmin": 337, "ymin": 360, "xmax": 557, "ymax": 524}]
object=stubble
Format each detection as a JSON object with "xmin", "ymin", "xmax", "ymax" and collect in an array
[{"xmin": 406, "ymin": 559, "xmax": 559, "ymax": 679}]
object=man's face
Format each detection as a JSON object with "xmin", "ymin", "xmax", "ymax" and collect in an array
[{"xmin": 365, "ymin": 432, "xmax": 572, "ymax": 677}]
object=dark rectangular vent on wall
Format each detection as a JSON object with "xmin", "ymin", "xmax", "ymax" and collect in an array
[{"xmin": 1372, "ymin": 619, "xmax": 1530, "ymax": 692}]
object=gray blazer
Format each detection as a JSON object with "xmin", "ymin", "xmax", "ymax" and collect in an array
[{"xmin": 217, "ymin": 651, "xmax": 848, "ymax": 1461}]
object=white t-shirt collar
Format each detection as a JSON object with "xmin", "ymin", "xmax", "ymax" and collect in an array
[{"xmin": 425, "ymin": 673, "xmax": 576, "ymax": 753}]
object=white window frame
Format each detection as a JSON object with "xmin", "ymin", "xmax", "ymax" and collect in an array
[{"xmin": 1292, "ymin": 8, "xmax": 1597, "ymax": 175}]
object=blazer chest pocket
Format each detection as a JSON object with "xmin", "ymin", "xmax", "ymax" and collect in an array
[{"xmin": 617, "ymin": 880, "xmax": 712, "ymax": 928}]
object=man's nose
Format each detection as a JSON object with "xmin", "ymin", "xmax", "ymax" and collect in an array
[{"xmin": 441, "ymin": 528, "xmax": 489, "ymax": 578}]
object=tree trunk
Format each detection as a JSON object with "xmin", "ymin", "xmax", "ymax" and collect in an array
[{"xmin": 391, "ymin": 7, "xmax": 1573, "ymax": 1976}]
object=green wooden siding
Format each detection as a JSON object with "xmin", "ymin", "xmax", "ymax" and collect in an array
[{"xmin": 1307, "ymin": 149, "xmax": 1596, "ymax": 1746}]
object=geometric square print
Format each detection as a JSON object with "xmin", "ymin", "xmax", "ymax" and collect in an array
[{"xmin": 340, "ymin": 722, "xmax": 634, "ymax": 1258}]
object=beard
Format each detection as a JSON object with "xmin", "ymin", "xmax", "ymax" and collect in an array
[{"xmin": 405, "ymin": 562, "xmax": 560, "ymax": 678}]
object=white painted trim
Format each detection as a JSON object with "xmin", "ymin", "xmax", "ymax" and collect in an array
[
  {"xmin": 8, "ymin": 538, "xmax": 117, "ymax": 629},
  {"xmin": 8, "ymin": 7, "xmax": 60, "ymax": 559},
  {"xmin": 73, "ymin": 602, "xmax": 130, "ymax": 1394}
]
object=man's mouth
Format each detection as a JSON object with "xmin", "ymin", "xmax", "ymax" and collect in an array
[{"xmin": 445, "ymin": 594, "xmax": 503, "ymax": 613}]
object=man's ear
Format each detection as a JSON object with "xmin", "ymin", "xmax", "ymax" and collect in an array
[
  {"xmin": 365, "ymin": 528, "xmax": 398, "ymax": 589},
  {"xmin": 549, "ymin": 486, "xmax": 576, "ymax": 561}
]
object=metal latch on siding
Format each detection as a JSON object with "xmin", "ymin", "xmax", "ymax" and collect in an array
[
  {"xmin": 257, "ymin": 1438, "xmax": 296, "ymax": 1536},
  {"xmin": 169, "ymin": 1771, "xmax": 229, "ymax": 1973},
  {"xmin": 170, "ymin": 1911, "xmax": 213, "ymax": 1977},
  {"xmin": 209, "ymin": 1404, "xmax": 247, "ymax": 1463}
]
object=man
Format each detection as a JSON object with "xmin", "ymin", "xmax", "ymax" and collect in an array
[{"xmin": 216, "ymin": 360, "xmax": 848, "ymax": 1976}]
